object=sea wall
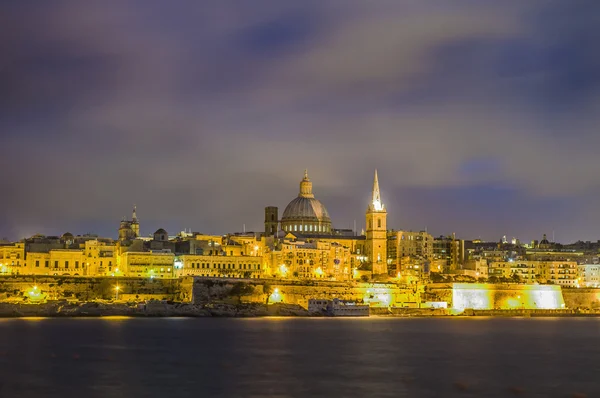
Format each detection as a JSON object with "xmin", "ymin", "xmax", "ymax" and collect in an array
[
  {"xmin": 191, "ymin": 278, "xmax": 417, "ymax": 308},
  {"xmin": 0, "ymin": 275, "xmax": 192, "ymax": 303},
  {"xmin": 562, "ymin": 289, "xmax": 600, "ymax": 309},
  {"xmin": 441, "ymin": 283, "xmax": 565, "ymax": 310}
]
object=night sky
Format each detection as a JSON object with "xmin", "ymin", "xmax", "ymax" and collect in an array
[{"xmin": 2, "ymin": 1, "xmax": 600, "ymax": 243}]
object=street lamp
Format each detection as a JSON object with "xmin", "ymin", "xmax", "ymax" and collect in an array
[{"xmin": 114, "ymin": 285, "xmax": 120, "ymax": 301}]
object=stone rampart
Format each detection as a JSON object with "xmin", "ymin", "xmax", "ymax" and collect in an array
[{"xmin": 0, "ymin": 275, "xmax": 191, "ymax": 302}]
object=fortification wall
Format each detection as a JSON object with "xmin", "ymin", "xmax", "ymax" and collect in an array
[
  {"xmin": 191, "ymin": 278, "xmax": 416, "ymax": 308},
  {"xmin": 562, "ymin": 289, "xmax": 600, "ymax": 309},
  {"xmin": 0, "ymin": 276, "xmax": 191, "ymax": 302},
  {"xmin": 440, "ymin": 283, "xmax": 565, "ymax": 310}
]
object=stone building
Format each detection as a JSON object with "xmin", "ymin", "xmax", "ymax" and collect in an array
[
  {"xmin": 387, "ymin": 230, "xmax": 433, "ymax": 273},
  {"xmin": 0, "ymin": 242, "xmax": 25, "ymax": 274},
  {"xmin": 365, "ymin": 170, "xmax": 387, "ymax": 276}
]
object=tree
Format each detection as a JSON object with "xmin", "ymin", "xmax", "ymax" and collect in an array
[
  {"xmin": 263, "ymin": 283, "xmax": 272, "ymax": 305},
  {"xmin": 229, "ymin": 282, "xmax": 255, "ymax": 304},
  {"xmin": 360, "ymin": 275, "xmax": 370, "ymax": 283},
  {"xmin": 488, "ymin": 276, "xmax": 499, "ymax": 284},
  {"xmin": 511, "ymin": 273, "xmax": 521, "ymax": 283},
  {"xmin": 430, "ymin": 273, "xmax": 445, "ymax": 283},
  {"xmin": 204, "ymin": 279, "xmax": 214, "ymax": 302}
]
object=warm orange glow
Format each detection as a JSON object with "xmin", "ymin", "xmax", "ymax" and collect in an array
[{"xmin": 269, "ymin": 288, "xmax": 283, "ymax": 303}]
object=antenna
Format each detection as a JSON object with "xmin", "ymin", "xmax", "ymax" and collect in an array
[
  {"xmin": 243, "ymin": 224, "xmax": 246, "ymax": 233},
  {"xmin": 354, "ymin": 220, "xmax": 356, "ymax": 235},
  {"xmin": 552, "ymin": 230, "xmax": 555, "ymax": 242}
]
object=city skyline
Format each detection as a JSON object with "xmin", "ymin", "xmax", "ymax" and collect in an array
[
  {"xmin": 3, "ymin": 2, "xmax": 600, "ymax": 242},
  {"xmin": 0, "ymin": 168, "xmax": 589, "ymax": 245}
]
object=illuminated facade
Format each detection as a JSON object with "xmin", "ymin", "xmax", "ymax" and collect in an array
[
  {"xmin": 122, "ymin": 250, "xmax": 175, "ymax": 278},
  {"xmin": 365, "ymin": 170, "xmax": 387, "ymax": 275},
  {"xmin": 268, "ymin": 237, "xmax": 354, "ymax": 280},
  {"xmin": 578, "ymin": 264, "xmax": 600, "ymax": 287},
  {"xmin": 176, "ymin": 254, "xmax": 262, "ymax": 278},
  {"xmin": 387, "ymin": 230, "xmax": 433, "ymax": 274},
  {"xmin": 0, "ymin": 243, "xmax": 25, "ymax": 274},
  {"xmin": 488, "ymin": 260, "xmax": 577, "ymax": 286}
]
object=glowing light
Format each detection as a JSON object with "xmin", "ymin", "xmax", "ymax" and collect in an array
[
  {"xmin": 353, "ymin": 268, "xmax": 359, "ymax": 278},
  {"xmin": 363, "ymin": 287, "xmax": 393, "ymax": 307},
  {"xmin": 315, "ymin": 267, "xmax": 324, "ymax": 277},
  {"xmin": 269, "ymin": 288, "xmax": 283, "ymax": 303},
  {"xmin": 27, "ymin": 285, "xmax": 46, "ymax": 303},
  {"xmin": 396, "ymin": 272, "xmax": 401, "ymax": 279},
  {"xmin": 372, "ymin": 200, "xmax": 384, "ymax": 211},
  {"xmin": 278, "ymin": 264, "xmax": 288, "ymax": 277}
]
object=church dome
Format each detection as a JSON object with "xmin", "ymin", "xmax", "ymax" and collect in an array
[
  {"xmin": 282, "ymin": 197, "xmax": 331, "ymax": 222},
  {"xmin": 281, "ymin": 170, "xmax": 332, "ymax": 234}
]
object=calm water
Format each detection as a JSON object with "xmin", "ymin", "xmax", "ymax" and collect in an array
[{"xmin": 0, "ymin": 317, "xmax": 599, "ymax": 398}]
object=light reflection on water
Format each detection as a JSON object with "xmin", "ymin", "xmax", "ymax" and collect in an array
[{"xmin": 0, "ymin": 317, "xmax": 598, "ymax": 398}]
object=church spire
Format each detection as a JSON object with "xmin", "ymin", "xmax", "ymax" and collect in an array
[
  {"xmin": 132, "ymin": 204, "xmax": 138, "ymax": 222},
  {"xmin": 369, "ymin": 169, "xmax": 384, "ymax": 211}
]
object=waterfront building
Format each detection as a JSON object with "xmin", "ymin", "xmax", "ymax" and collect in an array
[
  {"xmin": 577, "ymin": 264, "xmax": 600, "ymax": 287},
  {"xmin": 122, "ymin": 250, "xmax": 175, "ymax": 278},
  {"xmin": 487, "ymin": 260, "xmax": 577, "ymax": 286},
  {"xmin": 0, "ymin": 242, "xmax": 25, "ymax": 274},
  {"xmin": 176, "ymin": 254, "xmax": 262, "ymax": 278},
  {"xmin": 543, "ymin": 261, "xmax": 577, "ymax": 287}
]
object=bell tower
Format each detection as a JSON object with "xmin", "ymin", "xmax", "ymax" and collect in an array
[
  {"xmin": 264, "ymin": 206, "xmax": 279, "ymax": 237},
  {"xmin": 365, "ymin": 170, "xmax": 387, "ymax": 276},
  {"xmin": 131, "ymin": 205, "xmax": 140, "ymax": 237}
]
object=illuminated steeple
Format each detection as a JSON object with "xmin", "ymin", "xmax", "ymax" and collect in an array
[
  {"xmin": 132, "ymin": 205, "xmax": 138, "ymax": 222},
  {"xmin": 369, "ymin": 169, "xmax": 384, "ymax": 211},
  {"xmin": 365, "ymin": 169, "xmax": 387, "ymax": 276}
]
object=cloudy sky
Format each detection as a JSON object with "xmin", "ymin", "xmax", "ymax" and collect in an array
[{"xmin": 2, "ymin": 1, "xmax": 599, "ymax": 242}]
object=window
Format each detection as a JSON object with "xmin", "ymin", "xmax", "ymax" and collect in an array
[
  {"xmin": 294, "ymin": 225, "xmax": 297, "ymax": 231},
  {"xmin": 75, "ymin": 261, "xmax": 79, "ymax": 268},
  {"xmin": 35, "ymin": 260, "xmax": 40, "ymax": 267},
  {"xmin": 54, "ymin": 261, "xmax": 58, "ymax": 268},
  {"xmin": 65, "ymin": 261, "xmax": 69, "ymax": 268},
  {"xmin": 369, "ymin": 220, "xmax": 372, "ymax": 229},
  {"xmin": 377, "ymin": 219, "xmax": 381, "ymax": 228}
]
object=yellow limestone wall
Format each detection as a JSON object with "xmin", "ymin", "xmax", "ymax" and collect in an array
[{"xmin": 451, "ymin": 283, "xmax": 565, "ymax": 310}]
